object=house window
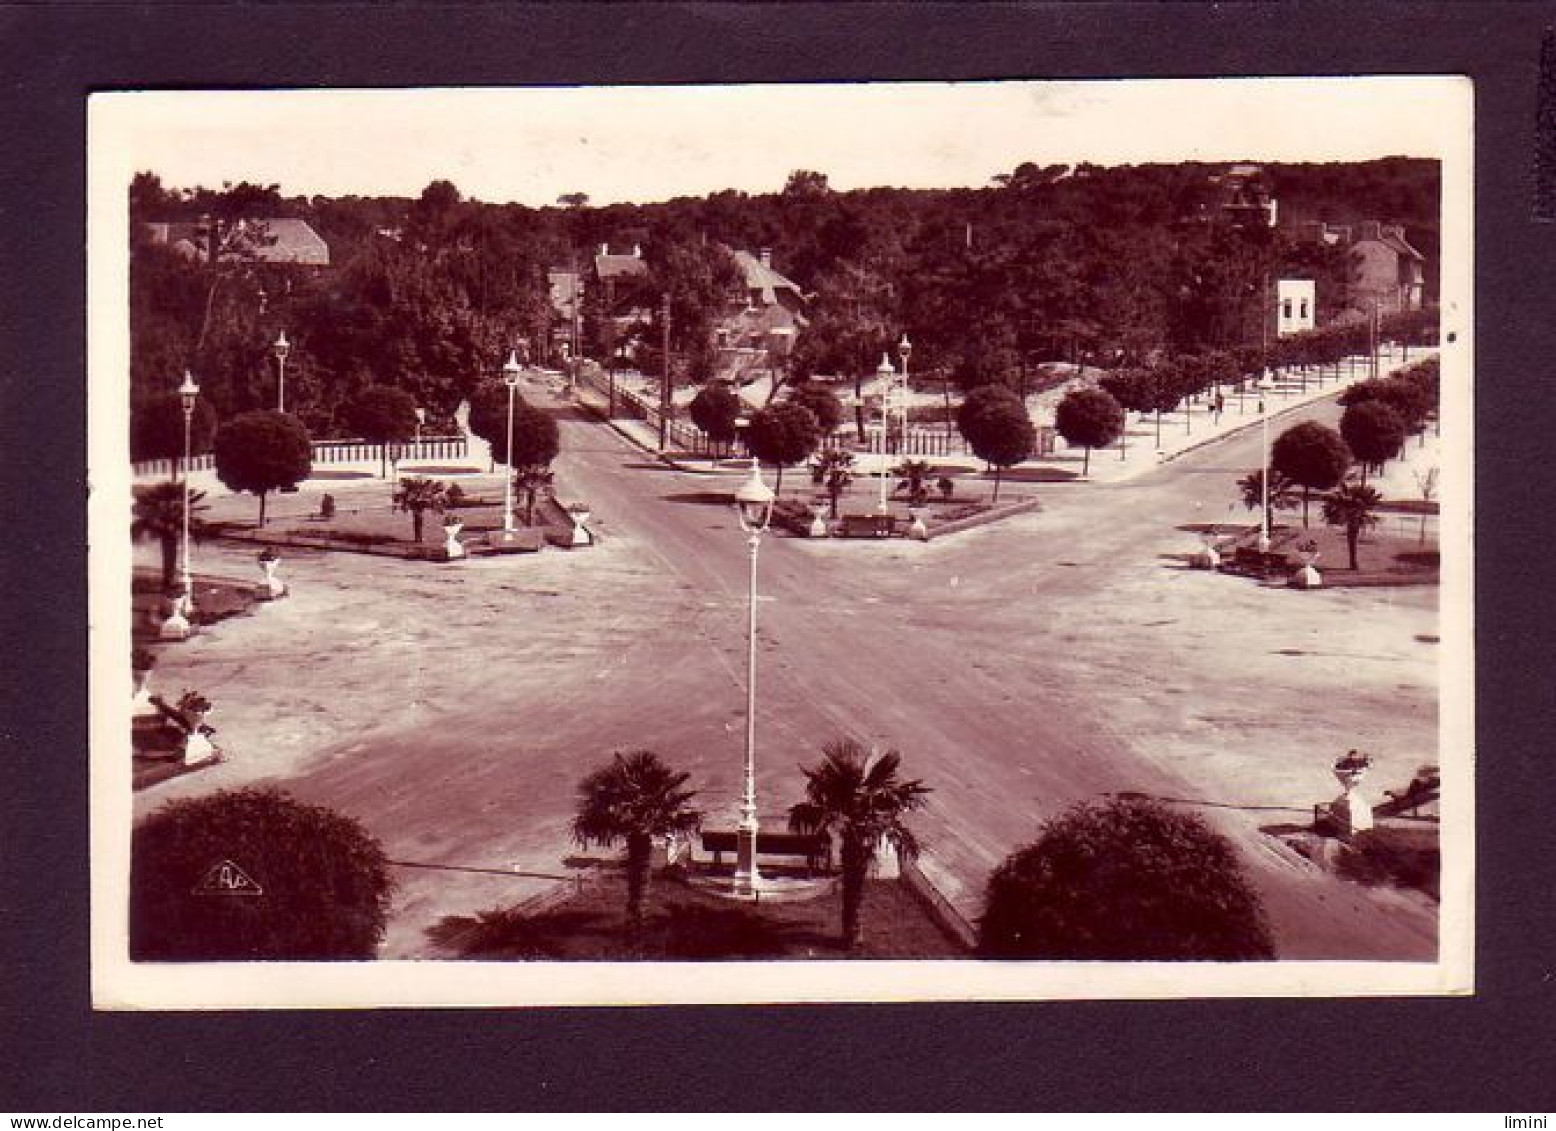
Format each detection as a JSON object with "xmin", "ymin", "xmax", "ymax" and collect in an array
[
  {"xmin": 1282, "ymin": 299, "xmax": 1293, "ymax": 320},
  {"xmin": 1300, "ymin": 299, "xmax": 1309, "ymax": 320}
]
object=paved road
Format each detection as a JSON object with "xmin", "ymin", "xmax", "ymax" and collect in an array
[
  {"xmin": 544, "ymin": 396, "xmax": 1440, "ymax": 959},
  {"xmin": 140, "ymin": 391, "xmax": 1440, "ymax": 960}
]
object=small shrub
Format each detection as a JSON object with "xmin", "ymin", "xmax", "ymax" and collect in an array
[
  {"xmin": 769, "ymin": 498, "xmax": 816, "ymax": 535},
  {"xmin": 933, "ymin": 503, "xmax": 988, "ymax": 524},
  {"xmin": 445, "ymin": 483, "xmax": 466, "ymax": 508},
  {"xmin": 320, "ymin": 493, "xmax": 336, "ymax": 520},
  {"xmin": 936, "ymin": 476, "xmax": 955, "ymax": 501}
]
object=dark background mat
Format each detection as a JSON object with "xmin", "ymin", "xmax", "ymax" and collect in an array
[{"xmin": 2, "ymin": 1, "xmax": 1552, "ymax": 1112}]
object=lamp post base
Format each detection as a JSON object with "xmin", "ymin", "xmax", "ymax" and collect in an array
[{"xmin": 732, "ymin": 826, "xmax": 762, "ymax": 898}]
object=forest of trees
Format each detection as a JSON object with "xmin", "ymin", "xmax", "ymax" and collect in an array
[{"xmin": 129, "ymin": 158, "xmax": 1439, "ymax": 448}]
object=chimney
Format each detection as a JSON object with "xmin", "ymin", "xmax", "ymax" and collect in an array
[
  {"xmin": 758, "ymin": 247, "xmax": 772, "ymax": 268},
  {"xmin": 1356, "ymin": 221, "xmax": 1382, "ymax": 243},
  {"xmin": 598, "ymin": 242, "xmax": 609, "ymax": 257},
  {"xmin": 632, "ymin": 243, "xmax": 642, "ymax": 258}
]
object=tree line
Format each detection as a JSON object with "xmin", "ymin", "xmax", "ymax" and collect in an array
[{"xmin": 130, "ymin": 157, "xmax": 1439, "ymax": 456}]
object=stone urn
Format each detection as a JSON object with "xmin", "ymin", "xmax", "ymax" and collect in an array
[
  {"xmin": 180, "ymin": 704, "xmax": 217, "ymax": 766},
  {"xmin": 907, "ymin": 509, "xmax": 929, "ymax": 541},
  {"xmin": 1291, "ymin": 542, "xmax": 1323, "ymax": 589},
  {"xmin": 568, "ymin": 509, "xmax": 593, "ymax": 548},
  {"xmin": 159, "ymin": 584, "xmax": 192, "ymax": 641},
  {"xmin": 443, "ymin": 520, "xmax": 466, "ymax": 560},
  {"xmin": 1330, "ymin": 750, "xmax": 1373, "ymax": 837},
  {"xmin": 131, "ymin": 657, "xmax": 157, "ymax": 719},
  {"xmin": 809, "ymin": 506, "xmax": 829, "ymax": 539},
  {"xmin": 1193, "ymin": 529, "xmax": 1221, "ymax": 570},
  {"xmin": 255, "ymin": 551, "xmax": 287, "ymax": 600}
]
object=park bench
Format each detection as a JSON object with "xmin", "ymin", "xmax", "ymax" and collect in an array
[
  {"xmin": 837, "ymin": 513, "xmax": 899, "ymax": 539},
  {"xmin": 1377, "ymin": 766, "xmax": 1441, "ymax": 819},
  {"xmin": 700, "ymin": 830, "xmax": 832, "ymax": 874}
]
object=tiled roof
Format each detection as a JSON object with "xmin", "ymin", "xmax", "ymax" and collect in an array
[
  {"xmin": 1379, "ymin": 233, "xmax": 1424, "ymax": 261},
  {"xmin": 145, "ymin": 217, "xmax": 330, "ymax": 266},
  {"xmin": 731, "ymin": 250, "xmax": 803, "ymax": 305},
  {"xmin": 594, "ymin": 253, "xmax": 648, "ymax": 280}
]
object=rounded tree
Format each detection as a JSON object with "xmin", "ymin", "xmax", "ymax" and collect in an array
[
  {"xmin": 788, "ymin": 738, "xmax": 931, "ymax": 950},
  {"xmin": 212, "ymin": 410, "xmax": 312, "ymax": 527},
  {"xmin": 509, "ymin": 402, "xmax": 561, "ymax": 469},
  {"xmin": 786, "ymin": 381, "xmax": 845, "ymax": 437},
  {"xmin": 746, "ymin": 401, "xmax": 820, "ymax": 493},
  {"xmin": 131, "ymin": 393, "xmax": 220, "ymax": 467},
  {"xmin": 1054, "ymin": 388, "xmax": 1125, "ymax": 476},
  {"xmin": 688, "ymin": 383, "xmax": 742, "ymax": 455},
  {"xmin": 131, "ymin": 786, "xmax": 393, "ymax": 960},
  {"xmin": 572, "ymin": 750, "xmax": 702, "ymax": 929},
  {"xmin": 1144, "ymin": 362, "xmax": 1185, "ymax": 447},
  {"xmin": 466, "ymin": 382, "xmax": 512, "ymax": 466},
  {"xmin": 346, "ymin": 386, "xmax": 419, "ymax": 478},
  {"xmin": 1339, "ymin": 400, "xmax": 1406, "ymax": 482},
  {"xmin": 957, "ymin": 393, "xmax": 1035, "ymax": 502},
  {"xmin": 978, "ymin": 797, "xmax": 1275, "ymax": 960},
  {"xmin": 1271, "ymin": 421, "xmax": 1352, "ymax": 527}
]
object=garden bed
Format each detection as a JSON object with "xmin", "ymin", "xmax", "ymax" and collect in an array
[
  {"xmin": 211, "ymin": 494, "xmax": 578, "ymax": 560},
  {"xmin": 1210, "ymin": 525, "xmax": 1439, "ymax": 588},
  {"xmin": 130, "ymin": 570, "xmax": 264, "ymax": 647},
  {"xmin": 425, "ymin": 867, "xmax": 969, "ymax": 961}
]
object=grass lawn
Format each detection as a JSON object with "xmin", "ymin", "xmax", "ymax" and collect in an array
[
  {"xmin": 1204, "ymin": 519, "xmax": 1438, "ymax": 587},
  {"xmin": 427, "ymin": 866, "xmax": 970, "ymax": 961},
  {"xmin": 208, "ymin": 488, "xmax": 574, "ymax": 557}
]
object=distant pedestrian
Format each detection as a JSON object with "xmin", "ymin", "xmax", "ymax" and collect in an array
[{"xmin": 1213, "ymin": 392, "xmax": 1225, "ymax": 420}]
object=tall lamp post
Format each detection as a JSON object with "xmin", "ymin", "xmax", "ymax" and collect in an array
[
  {"xmin": 733, "ymin": 460, "xmax": 775, "ymax": 897},
  {"xmin": 1257, "ymin": 370, "xmax": 1275, "ymax": 553},
  {"xmin": 897, "ymin": 333, "xmax": 913, "ymax": 459},
  {"xmin": 875, "ymin": 353, "xmax": 896, "ymax": 514},
  {"xmin": 161, "ymin": 370, "xmax": 200, "ymax": 640},
  {"xmin": 273, "ymin": 330, "xmax": 291, "ymax": 414},
  {"xmin": 500, "ymin": 349, "xmax": 521, "ymax": 540}
]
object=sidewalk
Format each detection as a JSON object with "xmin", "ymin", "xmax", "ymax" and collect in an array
[
  {"xmin": 1058, "ymin": 343, "xmax": 1437, "ymax": 485},
  {"xmin": 573, "ymin": 344, "xmax": 1438, "ymax": 485}
]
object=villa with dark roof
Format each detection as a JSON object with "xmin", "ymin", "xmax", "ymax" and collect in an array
[
  {"xmin": 145, "ymin": 218, "xmax": 331, "ymax": 267},
  {"xmin": 1300, "ymin": 219, "xmax": 1427, "ymax": 315}
]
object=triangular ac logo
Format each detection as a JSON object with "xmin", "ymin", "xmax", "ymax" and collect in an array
[{"xmin": 192, "ymin": 859, "xmax": 264, "ymax": 897}]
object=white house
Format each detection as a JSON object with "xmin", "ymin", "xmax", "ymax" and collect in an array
[{"xmin": 1276, "ymin": 279, "xmax": 1316, "ymax": 337}]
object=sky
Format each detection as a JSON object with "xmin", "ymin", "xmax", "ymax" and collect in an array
[{"xmin": 94, "ymin": 78, "xmax": 1467, "ymax": 207}]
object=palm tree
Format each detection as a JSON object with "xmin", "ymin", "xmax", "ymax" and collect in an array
[
  {"xmin": 809, "ymin": 449, "xmax": 855, "ymax": 518},
  {"xmin": 391, "ymin": 477, "xmax": 447, "ymax": 542},
  {"xmin": 1322, "ymin": 479, "xmax": 1382, "ymax": 569},
  {"xmin": 788, "ymin": 738, "xmax": 931, "ymax": 950},
  {"xmin": 894, "ymin": 459, "xmax": 934, "ymax": 506},
  {"xmin": 513, "ymin": 465, "xmax": 555, "ymax": 526},
  {"xmin": 1236, "ymin": 467, "xmax": 1298, "ymax": 538},
  {"xmin": 572, "ymin": 750, "xmax": 702, "ymax": 929},
  {"xmin": 132, "ymin": 481, "xmax": 208, "ymax": 590}
]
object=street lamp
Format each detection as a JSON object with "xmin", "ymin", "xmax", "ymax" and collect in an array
[
  {"xmin": 1256, "ymin": 369, "xmax": 1275, "ymax": 553},
  {"xmin": 273, "ymin": 330, "xmax": 291, "ymax": 414},
  {"xmin": 500, "ymin": 349, "xmax": 521, "ymax": 539},
  {"xmin": 897, "ymin": 333, "xmax": 913, "ymax": 459},
  {"xmin": 733, "ymin": 460, "xmax": 776, "ymax": 897},
  {"xmin": 875, "ymin": 353, "xmax": 896, "ymax": 514},
  {"xmin": 162, "ymin": 370, "xmax": 200, "ymax": 640}
]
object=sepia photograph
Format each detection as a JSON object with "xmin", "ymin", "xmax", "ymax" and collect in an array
[{"xmin": 88, "ymin": 77, "xmax": 1473, "ymax": 1008}]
